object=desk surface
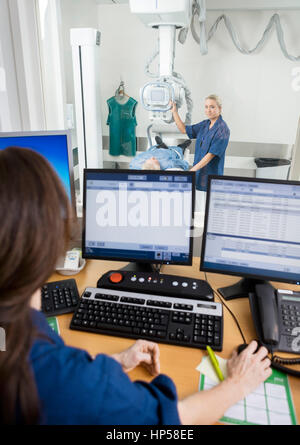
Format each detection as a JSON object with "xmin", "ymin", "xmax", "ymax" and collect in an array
[{"xmin": 49, "ymin": 258, "xmax": 300, "ymax": 423}]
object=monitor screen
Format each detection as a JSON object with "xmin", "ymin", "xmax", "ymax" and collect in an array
[
  {"xmin": 0, "ymin": 131, "xmax": 74, "ymax": 204},
  {"xmin": 201, "ymin": 176, "xmax": 300, "ymax": 284},
  {"xmin": 83, "ymin": 169, "xmax": 195, "ymax": 266}
]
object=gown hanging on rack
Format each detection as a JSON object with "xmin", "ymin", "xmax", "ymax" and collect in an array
[{"xmin": 107, "ymin": 82, "xmax": 138, "ymax": 157}]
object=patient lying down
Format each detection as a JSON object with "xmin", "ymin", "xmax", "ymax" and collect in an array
[{"xmin": 129, "ymin": 136, "xmax": 191, "ymax": 171}]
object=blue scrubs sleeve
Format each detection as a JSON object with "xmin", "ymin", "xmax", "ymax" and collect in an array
[
  {"xmin": 97, "ymin": 355, "xmax": 181, "ymax": 425},
  {"xmin": 185, "ymin": 122, "xmax": 203, "ymax": 139},
  {"xmin": 208, "ymin": 127, "xmax": 230, "ymax": 158},
  {"xmin": 32, "ymin": 342, "xmax": 181, "ymax": 425}
]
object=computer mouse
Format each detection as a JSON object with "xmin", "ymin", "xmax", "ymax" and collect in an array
[
  {"xmin": 237, "ymin": 340, "xmax": 265, "ymax": 355},
  {"xmin": 237, "ymin": 343, "xmax": 248, "ymax": 355}
]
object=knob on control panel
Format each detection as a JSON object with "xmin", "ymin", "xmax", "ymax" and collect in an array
[{"xmin": 108, "ymin": 272, "xmax": 124, "ymax": 284}]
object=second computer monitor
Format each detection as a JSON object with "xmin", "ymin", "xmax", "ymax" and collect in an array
[
  {"xmin": 0, "ymin": 130, "xmax": 75, "ymax": 209},
  {"xmin": 83, "ymin": 169, "xmax": 195, "ymax": 270},
  {"xmin": 201, "ymin": 175, "xmax": 300, "ymax": 288}
]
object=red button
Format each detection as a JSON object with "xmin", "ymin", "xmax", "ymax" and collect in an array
[{"xmin": 109, "ymin": 272, "xmax": 124, "ymax": 284}]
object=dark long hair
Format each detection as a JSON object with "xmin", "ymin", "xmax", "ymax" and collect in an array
[{"xmin": 0, "ymin": 147, "xmax": 71, "ymax": 424}]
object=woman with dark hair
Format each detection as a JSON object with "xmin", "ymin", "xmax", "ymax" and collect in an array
[{"xmin": 0, "ymin": 147, "xmax": 271, "ymax": 425}]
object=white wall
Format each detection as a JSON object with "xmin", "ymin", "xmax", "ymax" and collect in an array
[
  {"xmin": 60, "ymin": 0, "xmax": 99, "ymax": 106},
  {"xmin": 94, "ymin": 4, "xmax": 300, "ymax": 145}
]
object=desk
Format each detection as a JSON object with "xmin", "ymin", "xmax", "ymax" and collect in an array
[{"xmin": 49, "ymin": 257, "xmax": 300, "ymax": 423}]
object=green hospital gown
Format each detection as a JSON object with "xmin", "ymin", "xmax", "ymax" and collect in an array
[{"xmin": 106, "ymin": 96, "xmax": 137, "ymax": 156}]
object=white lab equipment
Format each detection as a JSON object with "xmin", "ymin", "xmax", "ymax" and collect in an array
[
  {"xmin": 70, "ymin": 28, "xmax": 103, "ymax": 205},
  {"xmin": 141, "ymin": 82, "xmax": 174, "ymax": 112},
  {"xmin": 129, "ymin": 0, "xmax": 192, "ymax": 28},
  {"xmin": 130, "ymin": 0, "xmax": 193, "ymax": 135},
  {"xmin": 131, "ymin": 0, "xmax": 300, "ymax": 144}
]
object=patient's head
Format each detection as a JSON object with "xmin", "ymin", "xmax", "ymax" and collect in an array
[{"xmin": 142, "ymin": 157, "xmax": 160, "ymax": 170}]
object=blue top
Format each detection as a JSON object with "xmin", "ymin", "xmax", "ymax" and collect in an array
[
  {"xmin": 186, "ymin": 116, "xmax": 230, "ymax": 191},
  {"xmin": 29, "ymin": 310, "xmax": 181, "ymax": 425},
  {"xmin": 129, "ymin": 145, "xmax": 189, "ymax": 171}
]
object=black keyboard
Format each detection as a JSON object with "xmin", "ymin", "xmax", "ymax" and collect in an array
[
  {"xmin": 70, "ymin": 287, "xmax": 223, "ymax": 351},
  {"xmin": 42, "ymin": 279, "xmax": 80, "ymax": 317}
]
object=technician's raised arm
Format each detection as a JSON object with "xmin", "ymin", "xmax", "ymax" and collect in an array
[{"xmin": 171, "ymin": 101, "xmax": 186, "ymax": 134}]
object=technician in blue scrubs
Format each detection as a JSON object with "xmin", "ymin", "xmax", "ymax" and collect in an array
[
  {"xmin": 171, "ymin": 95, "xmax": 230, "ymax": 191},
  {"xmin": 0, "ymin": 147, "xmax": 271, "ymax": 425}
]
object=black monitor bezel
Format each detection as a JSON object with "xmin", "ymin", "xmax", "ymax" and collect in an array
[
  {"xmin": 0, "ymin": 130, "xmax": 76, "ymax": 213},
  {"xmin": 82, "ymin": 168, "xmax": 195, "ymax": 267},
  {"xmin": 200, "ymin": 174, "xmax": 300, "ymax": 285}
]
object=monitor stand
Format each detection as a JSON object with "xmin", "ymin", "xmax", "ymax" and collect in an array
[
  {"xmin": 218, "ymin": 277, "xmax": 268, "ymax": 301},
  {"xmin": 119, "ymin": 262, "xmax": 159, "ymax": 274}
]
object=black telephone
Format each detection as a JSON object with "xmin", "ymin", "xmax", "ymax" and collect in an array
[{"xmin": 248, "ymin": 283, "xmax": 300, "ymax": 377}]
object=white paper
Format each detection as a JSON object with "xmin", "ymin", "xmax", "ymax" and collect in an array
[
  {"xmin": 223, "ymin": 404, "xmax": 245, "ymax": 421},
  {"xmin": 197, "ymin": 356, "xmax": 295, "ymax": 425},
  {"xmin": 269, "ymin": 411, "xmax": 292, "ymax": 425},
  {"xmin": 267, "ymin": 396, "xmax": 289, "ymax": 414},
  {"xmin": 265, "ymin": 382, "xmax": 286, "ymax": 398},
  {"xmin": 246, "ymin": 406, "xmax": 268, "ymax": 425},
  {"xmin": 196, "ymin": 355, "xmax": 228, "ymax": 384},
  {"xmin": 246, "ymin": 393, "xmax": 267, "ymax": 410}
]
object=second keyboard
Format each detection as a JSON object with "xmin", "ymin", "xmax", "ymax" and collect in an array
[{"xmin": 70, "ymin": 287, "xmax": 223, "ymax": 351}]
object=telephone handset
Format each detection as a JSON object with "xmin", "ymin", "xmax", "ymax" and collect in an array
[
  {"xmin": 255, "ymin": 283, "xmax": 279, "ymax": 345},
  {"xmin": 248, "ymin": 283, "xmax": 300, "ymax": 378}
]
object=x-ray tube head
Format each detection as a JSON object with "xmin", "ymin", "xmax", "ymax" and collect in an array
[{"xmin": 141, "ymin": 81, "xmax": 175, "ymax": 112}]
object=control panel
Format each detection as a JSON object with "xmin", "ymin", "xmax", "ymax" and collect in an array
[{"xmin": 97, "ymin": 270, "xmax": 214, "ymax": 301}]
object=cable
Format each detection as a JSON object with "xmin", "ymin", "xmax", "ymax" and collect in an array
[
  {"xmin": 270, "ymin": 354, "xmax": 300, "ymax": 378},
  {"xmin": 169, "ymin": 72, "xmax": 193, "ymax": 125},
  {"xmin": 272, "ymin": 355, "xmax": 300, "ymax": 365},
  {"xmin": 144, "ymin": 38, "xmax": 194, "ymax": 126},
  {"xmin": 144, "ymin": 41, "xmax": 159, "ymax": 79},
  {"xmin": 204, "ymin": 274, "xmax": 300, "ymax": 377},
  {"xmin": 183, "ymin": 0, "xmax": 300, "ymax": 62},
  {"xmin": 204, "ymin": 272, "xmax": 246, "ymax": 344},
  {"xmin": 146, "ymin": 124, "xmax": 153, "ymax": 147}
]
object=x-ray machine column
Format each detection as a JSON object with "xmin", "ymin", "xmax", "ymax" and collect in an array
[{"xmin": 70, "ymin": 28, "xmax": 103, "ymax": 205}]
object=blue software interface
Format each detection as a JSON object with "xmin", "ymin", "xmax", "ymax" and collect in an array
[
  {"xmin": 202, "ymin": 178, "xmax": 300, "ymax": 281},
  {"xmin": 0, "ymin": 134, "xmax": 72, "ymax": 200},
  {"xmin": 84, "ymin": 171, "xmax": 193, "ymax": 263}
]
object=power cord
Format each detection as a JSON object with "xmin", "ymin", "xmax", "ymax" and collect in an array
[
  {"xmin": 153, "ymin": 261, "xmax": 164, "ymax": 274},
  {"xmin": 204, "ymin": 272, "xmax": 246, "ymax": 344},
  {"xmin": 204, "ymin": 272, "xmax": 300, "ymax": 377},
  {"xmin": 272, "ymin": 355, "xmax": 300, "ymax": 366}
]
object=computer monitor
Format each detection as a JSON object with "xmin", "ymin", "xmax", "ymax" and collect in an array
[
  {"xmin": 0, "ymin": 130, "xmax": 76, "ymax": 210},
  {"xmin": 201, "ymin": 175, "xmax": 300, "ymax": 300},
  {"xmin": 83, "ymin": 169, "xmax": 195, "ymax": 272}
]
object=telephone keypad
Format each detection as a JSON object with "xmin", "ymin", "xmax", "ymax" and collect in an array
[{"xmin": 280, "ymin": 302, "xmax": 300, "ymax": 334}]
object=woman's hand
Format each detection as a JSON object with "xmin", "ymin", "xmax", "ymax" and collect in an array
[
  {"xmin": 169, "ymin": 100, "xmax": 177, "ymax": 114},
  {"xmin": 226, "ymin": 341, "xmax": 272, "ymax": 399},
  {"xmin": 112, "ymin": 339, "xmax": 160, "ymax": 376}
]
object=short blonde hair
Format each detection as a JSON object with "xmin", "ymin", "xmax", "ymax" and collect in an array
[
  {"xmin": 205, "ymin": 94, "xmax": 222, "ymax": 109},
  {"xmin": 142, "ymin": 159, "xmax": 160, "ymax": 170}
]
